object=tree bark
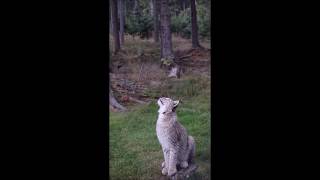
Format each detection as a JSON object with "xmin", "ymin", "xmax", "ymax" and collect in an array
[
  {"xmin": 153, "ymin": 0, "xmax": 160, "ymax": 43},
  {"xmin": 159, "ymin": 0, "xmax": 163, "ymax": 58},
  {"xmin": 111, "ymin": 0, "xmax": 120, "ymax": 53},
  {"xmin": 160, "ymin": 0, "xmax": 174, "ymax": 59},
  {"xmin": 160, "ymin": 0, "xmax": 181, "ymax": 78},
  {"xmin": 118, "ymin": 0, "xmax": 125, "ymax": 45},
  {"xmin": 180, "ymin": 0, "xmax": 185, "ymax": 10},
  {"xmin": 190, "ymin": 0, "xmax": 201, "ymax": 48},
  {"xmin": 184, "ymin": 0, "xmax": 189, "ymax": 9}
]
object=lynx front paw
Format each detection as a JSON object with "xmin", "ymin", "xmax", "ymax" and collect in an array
[
  {"xmin": 161, "ymin": 167, "xmax": 168, "ymax": 175},
  {"xmin": 168, "ymin": 167, "xmax": 177, "ymax": 176},
  {"xmin": 180, "ymin": 161, "xmax": 188, "ymax": 168},
  {"xmin": 161, "ymin": 161, "xmax": 165, "ymax": 168}
]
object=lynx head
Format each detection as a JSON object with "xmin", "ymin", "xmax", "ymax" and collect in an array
[{"xmin": 157, "ymin": 97, "xmax": 180, "ymax": 115}]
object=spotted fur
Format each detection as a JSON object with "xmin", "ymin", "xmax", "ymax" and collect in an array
[{"xmin": 156, "ymin": 97, "xmax": 196, "ymax": 177}]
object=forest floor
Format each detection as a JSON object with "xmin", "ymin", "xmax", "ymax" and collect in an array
[{"xmin": 109, "ymin": 35, "xmax": 211, "ymax": 179}]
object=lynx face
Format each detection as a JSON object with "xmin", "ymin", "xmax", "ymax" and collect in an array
[{"xmin": 157, "ymin": 97, "xmax": 179, "ymax": 115}]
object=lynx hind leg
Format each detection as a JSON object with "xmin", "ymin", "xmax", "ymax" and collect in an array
[{"xmin": 188, "ymin": 136, "xmax": 196, "ymax": 163}]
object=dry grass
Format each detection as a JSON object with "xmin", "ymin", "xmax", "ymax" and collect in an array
[
  {"xmin": 110, "ymin": 34, "xmax": 210, "ymax": 54},
  {"xmin": 172, "ymin": 35, "xmax": 211, "ymax": 51},
  {"xmin": 110, "ymin": 34, "xmax": 211, "ymax": 101}
]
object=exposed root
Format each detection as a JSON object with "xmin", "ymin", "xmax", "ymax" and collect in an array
[{"xmin": 109, "ymin": 88, "xmax": 127, "ymax": 112}]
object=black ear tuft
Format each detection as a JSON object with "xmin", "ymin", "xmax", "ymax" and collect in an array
[
  {"xmin": 172, "ymin": 106, "xmax": 177, "ymax": 112},
  {"xmin": 172, "ymin": 100, "xmax": 179, "ymax": 112}
]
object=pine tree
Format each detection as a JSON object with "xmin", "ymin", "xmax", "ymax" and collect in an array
[
  {"xmin": 110, "ymin": 0, "xmax": 120, "ymax": 53},
  {"xmin": 190, "ymin": 0, "xmax": 201, "ymax": 48}
]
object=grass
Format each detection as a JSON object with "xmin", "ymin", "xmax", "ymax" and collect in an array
[
  {"xmin": 110, "ymin": 76, "xmax": 211, "ymax": 180},
  {"xmin": 110, "ymin": 35, "xmax": 211, "ymax": 179}
]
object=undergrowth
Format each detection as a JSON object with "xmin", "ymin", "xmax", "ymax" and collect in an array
[{"xmin": 110, "ymin": 36, "xmax": 211, "ymax": 180}]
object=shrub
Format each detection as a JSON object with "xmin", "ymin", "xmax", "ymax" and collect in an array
[
  {"xmin": 197, "ymin": 4, "xmax": 210, "ymax": 39},
  {"xmin": 170, "ymin": 5, "xmax": 210, "ymax": 39},
  {"xmin": 125, "ymin": 10, "xmax": 153, "ymax": 39},
  {"xmin": 171, "ymin": 8, "xmax": 191, "ymax": 38}
]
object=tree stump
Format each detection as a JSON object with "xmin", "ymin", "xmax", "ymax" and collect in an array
[{"xmin": 168, "ymin": 64, "xmax": 180, "ymax": 78}]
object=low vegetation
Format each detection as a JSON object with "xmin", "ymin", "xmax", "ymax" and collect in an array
[{"xmin": 110, "ymin": 36, "xmax": 211, "ymax": 180}]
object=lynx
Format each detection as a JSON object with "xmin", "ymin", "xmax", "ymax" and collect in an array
[{"xmin": 156, "ymin": 97, "xmax": 195, "ymax": 177}]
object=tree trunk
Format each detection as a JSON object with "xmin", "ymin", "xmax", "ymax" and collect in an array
[
  {"xmin": 180, "ymin": 0, "xmax": 185, "ymax": 11},
  {"xmin": 111, "ymin": 0, "xmax": 120, "ymax": 53},
  {"xmin": 190, "ymin": 0, "xmax": 201, "ymax": 48},
  {"xmin": 118, "ymin": 0, "xmax": 125, "ymax": 45},
  {"xmin": 183, "ymin": 0, "xmax": 189, "ymax": 9},
  {"xmin": 153, "ymin": 0, "xmax": 160, "ymax": 43},
  {"xmin": 160, "ymin": 0, "xmax": 180, "ymax": 78},
  {"xmin": 159, "ymin": 0, "xmax": 163, "ymax": 58},
  {"xmin": 160, "ymin": 0, "xmax": 174, "ymax": 59}
]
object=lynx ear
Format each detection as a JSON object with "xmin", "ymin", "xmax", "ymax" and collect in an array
[{"xmin": 172, "ymin": 100, "xmax": 180, "ymax": 112}]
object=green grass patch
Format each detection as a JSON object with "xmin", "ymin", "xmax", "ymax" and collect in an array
[{"xmin": 110, "ymin": 75, "xmax": 211, "ymax": 179}]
